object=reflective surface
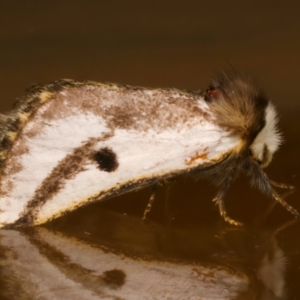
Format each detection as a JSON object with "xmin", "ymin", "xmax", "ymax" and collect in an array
[{"xmin": 0, "ymin": 1, "xmax": 300, "ymax": 299}]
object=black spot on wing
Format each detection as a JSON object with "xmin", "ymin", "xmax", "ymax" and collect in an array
[
  {"xmin": 102, "ymin": 269, "xmax": 126, "ymax": 286},
  {"xmin": 94, "ymin": 147, "xmax": 119, "ymax": 172}
]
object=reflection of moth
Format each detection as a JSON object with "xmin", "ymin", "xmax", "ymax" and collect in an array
[
  {"xmin": 0, "ymin": 227, "xmax": 248, "ymax": 299},
  {"xmin": 0, "ymin": 210, "xmax": 294, "ymax": 299},
  {"xmin": 0, "ymin": 73, "xmax": 298, "ymax": 227},
  {"xmin": 214, "ymin": 219, "xmax": 297, "ymax": 299}
]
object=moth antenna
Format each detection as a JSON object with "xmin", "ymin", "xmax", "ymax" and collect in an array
[
  {"xmin": 270, "ymin": 180, "xmax": 295, "ymax": 190},
  {"xmin": 142, "ymin": 184, "xmax": 158, "ymax": 221}
]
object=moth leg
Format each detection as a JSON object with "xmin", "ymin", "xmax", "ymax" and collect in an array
[
  {"xmin": 270, "ymin": 180, "xmax": 295, "ymax": 190},
  {"xmin": 213, "ymin": 192, "xmax": 243, "ymax": 227},
  {"xmin": 211, "ymin": 166, "xmax": 243, "ymax": 226},
  {"xmin": 142, "ymin": 184, "xmax": 158, "ymax": 221},
  {"xmin": 261, "ymin": 187, "xmax": 297, "ymax": 221},
  {"xmin": 272, "ymin": 190, "xmax": 299, "ymax": 217}
]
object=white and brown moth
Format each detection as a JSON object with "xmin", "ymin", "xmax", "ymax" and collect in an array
[{"xmin": 0, "ymin": 73, "xmax": 298, "ymax": 228}]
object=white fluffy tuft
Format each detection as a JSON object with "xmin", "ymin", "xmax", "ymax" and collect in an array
[{"xmin": 251, "ymin": 103, "xmax": 282, "ymax": 165}]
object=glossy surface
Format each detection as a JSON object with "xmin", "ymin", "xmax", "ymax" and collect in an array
[{"xmin": 0, "ymin": 1, "xmax": 300, "ymax": 299}]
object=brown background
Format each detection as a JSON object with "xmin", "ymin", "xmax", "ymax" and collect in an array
[{"xmin": 0, "ymin": 1, "xmax": 300, "ymax": 298}]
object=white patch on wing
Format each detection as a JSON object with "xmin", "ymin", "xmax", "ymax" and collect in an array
[
  {"xmin": 0, "ymin": 111, "xmax": 110, "ymax": 226},
  {"xmin": 37, "ymin": 124, "xmax": 239, "ymax": 224}
]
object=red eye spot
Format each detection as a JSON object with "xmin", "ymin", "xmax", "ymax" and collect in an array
[
  {"xmin": 204, "ymin": 87, "xmax": 220, "ymax": 102},
  {"xmin": 208, "ymin": 89, "xmax": 219, "ymax": 98}
]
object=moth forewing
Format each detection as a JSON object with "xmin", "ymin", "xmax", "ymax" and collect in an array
[
  {"xmin": 0, "ymin": 80, "xmax": 240, "ymax": 227},
  {"xmin": 27, "ymin": 128, "xmax": 240, "ymax": 226},
  {"xmin": 0, "ymin": 74, "xmax": 297, "ymax": 228}
]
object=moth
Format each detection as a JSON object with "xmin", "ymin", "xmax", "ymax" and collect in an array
[{"xmin": 0, "ymin": 73, "xmax": 298, "ymax": 228}]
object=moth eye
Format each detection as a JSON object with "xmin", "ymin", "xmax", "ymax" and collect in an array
[
  {"xmin": 204, "ymin": 86, "xmax": 220, "ymax": 102},
  {"xmin": 93, "ymin": 147, "xmax": 119, "ymax": 172}
]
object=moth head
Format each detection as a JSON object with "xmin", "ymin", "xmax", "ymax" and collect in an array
[
  {"xmin": 204, "ymin": 72, "xmax": 282, "ymax": 169},
  {"xmin": 249, "ymin": 103, "xmax": 282, "ymax": 168}
]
